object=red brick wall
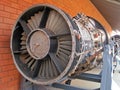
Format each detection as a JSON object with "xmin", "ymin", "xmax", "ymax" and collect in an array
[{"xmin": 0, "ymin": 0, "xmax": 112, "ymax": 90}]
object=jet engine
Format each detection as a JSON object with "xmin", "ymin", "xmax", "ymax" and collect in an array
[{"xmin": 11, "ymin": 4, "xmax": 108, "ymax": 85}]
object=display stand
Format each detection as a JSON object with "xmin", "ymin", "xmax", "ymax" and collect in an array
[{"xmin": 21, "ymin": 44, "xmax": 114, "ymax": 90}]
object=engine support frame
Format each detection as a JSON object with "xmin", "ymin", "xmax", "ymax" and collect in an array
[{"xmin": 20, "ymin": 43, "xmax": 114, "ymax": 90}]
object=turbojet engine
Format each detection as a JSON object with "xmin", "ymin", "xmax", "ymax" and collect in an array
[{"xmin": 11, "ymin": 4, "xmax": 108, "ymax": 85}]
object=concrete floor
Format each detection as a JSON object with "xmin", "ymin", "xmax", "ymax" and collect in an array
[
  {"xmin": 113, "ymin": 65, "xmax": 120, "ymax": 87},
  {"xmin": 70, "ymin": 65, "xmax": 120, "ymax": 90}
]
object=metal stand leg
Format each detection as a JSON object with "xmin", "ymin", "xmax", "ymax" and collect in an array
[{"xmin": 100, "ymin": 45, "xmax": 113, "ymax": 90}]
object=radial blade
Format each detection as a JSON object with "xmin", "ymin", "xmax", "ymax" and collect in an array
[
  {"xmin": 20, "ymin": 54, "xmax": 29, "ymax": 61},
  {"xmin": 57, "ymin": 51, "xmax": 69, "ymax": 67},
  {"xmin": 39, "ymin": 7, "xmax": 50, "ymax": 28},
  {"xmin": 56, "ymin": 54, "xmax": 68, "ymax": 64},
  {"xmin": 51, "ymin": 14, "xmax": 63, "ymax": 32},
  {"xmin": 41, "ymin": 60, "xmax": 46, "ymax": 77},
  {"xmin": 20, "ymin": 54, "xmax": 27, "ymax": 63},
  {"xmin": 27, "ymin": 23, "xmax": 33, "ymax": 31},
  {"xmin": 50, "ymin": 59, "xmax": 58, "ymax": 76},
  {"xmin": 38, "ymin": 62, "xmax": 43, "ymax": 77},
  {"xmin": 56, "ymin": 28, "xmax": 69, "ymax": 35},
  {"xmin": 31, "ymin": 60, "xmax": 37, "ymax": 71},
  {"xmin": 22, "ymin": 32, "xmax": 26, "ymax": 35},
  {"xmin": 25, "ymin": 56, "xmax": 32, "ymax": 64},
  {"xmin": 59, "ymin": 47, "xmax": 71, "ymax": 56},
  {"xmin": 59, "ymin": 41, "xmax": 72, "ymax": 46},
  {"xmin": 46, "ymin": 10, "xmax": 60, "ymax": 32},
  {"xmin": 21, "ymin": 50, "xmax": 28, "ymax": 54},
  {"xmin": 27, "ymin": 20, "xmax": 36, "ymax": 30},
  {"xmin": 35, "ymin": 12, "xmax": 43, "ymax": 27},
  {"xmin": 60, "ymin": 45, "xmax": 72, "ymax": 51},
  {"xmin": 20, "ymin": 46, "xmax": 26, "ymax": 50},
  {"xmin": 59, "ymin": 35, "xmax": 72, "ymax": 41},
  {"xmin": 19, "ymin": 19, "xmax": 31, "ymax": 35},
  {"xmin": 45, "ymin": 10, "xmax": 54, "ymax": 29},
  {"xmin": 54, "ymin": 22, "xmax": 65, "ymax": 33},
  {"xmin": 49, "ymin": 53, "xmax": 64, "ymax": 73},
  {"xmin": 48, "ymin": 59, "xmax": 53, "ymax": 77},
  {"xmin": 32, "ymin": 60, "xmax": 41, "ymax": 78},
  {"xmin": 49, "ymin": 12, "xmax": 60, "ymax": 31},
  {"xmin": 54, "ymin": 21, "xmax": 69, "ymax": 35},
  {"xmin": 45, "ymin": 60, "xmax": 49, "ymax": 78},
  {"xmin": 50, "ymin": 33, "xmax": 70, "ymax": 39},
  {"xmin": 14, "ymin": 50, "xmax": 27, "ymax": 54},
  {"xmin": 56, "ymin": 54, "xmax": 66, "ymax": 68},
  {"xmin": 28, "ymin": 59, "xmax": 35, "ymax": 68},
  {"xmin": 21, "ymin": 36, "xmax": 26, "ymax": 41},
  {"xmin": 57, "ymin": 51, "xmax": 69, "ymax": 60},
  {"xmin": 20, "ymin": 40, "xmax": 26, "ymax": 45},
  {"xmin": 13, "ymin": 50, "xmax": 22, "ymax": 54},
  {"xmin": 31, "ymin": 16, "xmax": 38, "ymax": 28}
]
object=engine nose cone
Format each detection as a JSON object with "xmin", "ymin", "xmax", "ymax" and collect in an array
[{"xmin": 26, "ymin": 29, "xmax": 50, "ymax": 60}]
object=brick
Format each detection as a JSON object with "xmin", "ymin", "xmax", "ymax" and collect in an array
[
  {"xmin": 0, "ymin": 61, "xmax": 7, "ymax": 66},
  {"xmin": 0, "ymin": 4, "xmax": 4, "ymax": 10},
  {"xmin": 0, "ymin": 75, "xmax": 14, "ymax": 83},
  {"xmin": 18, "ymin": 0, "xmax": 31, "ymax": 8},
  {"xmin": 0, "ymin": 36, "xmax": 10, "ymax": 41},
  {"xmin": 3, "ymin": 30, "xmax": 12, "ymax": 35},
  {"xmin": 0, "ymin": 83, "xmax": 8, "ymax": 89},
  {"xmin": 0, "ymin": 48, "xmax": 11, "ymax": 54},
  {"xmin": 0, "ymin": 71, "xmax": 8, "ymax": 78},
  {"xmin": 0, "ymin": 30, "xmax": 3, "ymax": 35},
  {"xmin": 0, "ymin": 23, "xmax": 11, "ymax": 29},
  {"xmin": 8, "ymin": 70, "xmax": 15, "ymax": 76},
  {"xmin": 0, "ymin": 60, "xmax": 13, "ymax": 66},
  {"xmin": 10, "ymin": 0, "xmax": 18, "ymax": 3},
  {"xmin": 0, "ymin": 0, "xmax": 11, "ymax": 6},
  {"xmin": 13, "ymin": 69, "xmax": 19, "ymax": 75},
  {"xmin": 0, "ymin": 41, "xmax": 10, "ymax": 48},
  {"xmin": 4, "ymin": 6, "xmax": 17, "ymax": 14},
  {"xmin": 6, "ymin": 86, "xmax": 14, "ymax": 90},
  {"xmin": 16, "ymin": 9, "xmax": 23, "ymax": 15},
  {"xmin": 0, "ymin": 17, "xmax": 3, "ymax": 22},
  {"xmin": 10, "ymin": 13, "xmax": 19, "ymax": 20},
  {"xmin": 14, "ymin": 84, "xmax": 20, "ymax": 90},
  {"xmin": 0, "ymin": 11, "xmax": 10, "ymax": 18},
  {"xmin": 14, "ymin": 73, "xmax": 21, "ymax": 79},
  {"xmin": 8, "ymin": 69, "xmax": 19, "ymax": 76},
  {"xmin": 8, "ymin": 79, "xmax": 20, "ymax": 87},
  {"xmin": 1, "ymin": 64, "xmax": 15, "ymax": 71},
  {"xmin": 0, "ymin": 54, "xmax": 12, "ymax": 60},
  {"xmin": 9, "ymin": 24, "xmax": 14, "ymax": 30},
  {"xmin": 24, "ymin": 0, "xmax": 33, "ymax": 3},
  {"xmin": 3, "ymin": 18, "xmax": 15, "ymax": 24},
  {"xmin": 11, "ymin": 3, "xmax": 20, "ymax": 9}
]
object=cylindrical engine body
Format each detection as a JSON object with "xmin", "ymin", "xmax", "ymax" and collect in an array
[{"xmin": 11, "ymin": 4, "xmax": 108, "ymax": 85}]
